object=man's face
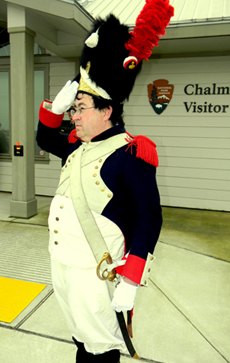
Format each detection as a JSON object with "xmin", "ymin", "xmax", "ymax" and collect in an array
[{"xmin": 72, "ymin": 93, "xmax": 112, "ymax": 142}]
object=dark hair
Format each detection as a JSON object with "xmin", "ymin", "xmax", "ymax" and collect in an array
[
  {"xmin": 91, "ymin": 95, "xmax": 124, "ymax": 126},
  {"xmin": 75, "ymin": 91, "xmax": 124, "ymax": 126}
]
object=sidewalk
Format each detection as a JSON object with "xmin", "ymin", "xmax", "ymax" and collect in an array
[{"xmin": 0, "ymin": 191, "xmax": 230, "ymax": 363}]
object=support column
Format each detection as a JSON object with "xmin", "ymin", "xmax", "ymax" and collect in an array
[{"xmin": 8, "ymin": 4, "xmax": 37, "ymax": 218}]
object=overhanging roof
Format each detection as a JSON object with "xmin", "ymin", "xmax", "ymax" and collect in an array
[
  {"xmin": 82, "ymin": 0, "xmax": 230, "ymax": 56},
  {"xmin": 0, "ymin": 0, "xmax": 230, "ymax": 58},
  {"xmin": 83, "ymin": 0, "xmax": 230, "ymax": 25},
  {"xmin": 0, "ymin": 0, "xmax": 94, "ymax": 58}
]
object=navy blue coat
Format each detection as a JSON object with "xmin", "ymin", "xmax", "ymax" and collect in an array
[{"xmin": 37, "ymin": 104, "xmax": 162, "ymax": 283}]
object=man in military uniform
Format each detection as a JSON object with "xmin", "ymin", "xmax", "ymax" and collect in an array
[{"xmin": 37, "ymin": 2, "xmax": 174, "ymax": 361}]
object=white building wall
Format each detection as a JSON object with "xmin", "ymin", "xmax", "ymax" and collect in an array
[
  {"xmin": 0, "ymin": 162, "xmax": 12, "ymax": 192},
  {"xmin": 1, "ymin": 56, "xmax": 229, "ymax": 211},
  {"xmin": 124, "ymin": 55, "xmax": 230, "ymax": 211}
]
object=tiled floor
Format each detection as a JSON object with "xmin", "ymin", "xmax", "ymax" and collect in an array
[{"xmin": 0, "ymin": 192, "xmax": 229, "ymax": 363}]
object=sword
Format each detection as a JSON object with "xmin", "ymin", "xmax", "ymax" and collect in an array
[{"xmin": 97, "ymin": 253, "xmax": 140, "ymax": 360}]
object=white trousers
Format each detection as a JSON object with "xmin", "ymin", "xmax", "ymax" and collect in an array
[{"xmin": 51, "ymin": 259, "xmax": 126, "ymax": 355}]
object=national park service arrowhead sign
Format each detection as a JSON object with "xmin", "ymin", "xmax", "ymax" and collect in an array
[{"xmin": 148, "ymin": 79, "xmax": 174, "ymax": 115}]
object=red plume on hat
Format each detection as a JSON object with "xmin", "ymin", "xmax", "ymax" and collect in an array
[{"xmin": 124, "ymin": 0, "xmax": 174, "ymax": 69}]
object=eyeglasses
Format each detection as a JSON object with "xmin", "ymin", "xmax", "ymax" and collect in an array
[{"xmin": 68, "ymin": 106, "xmax": 95, "ymax": 117}]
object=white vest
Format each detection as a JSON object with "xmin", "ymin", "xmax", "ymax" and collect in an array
[{"xmin": 55, "ymin": 133, "xmax": 129, "ymax": 214}]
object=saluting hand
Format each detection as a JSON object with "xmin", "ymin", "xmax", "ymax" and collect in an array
[{"xmin": 52, "ymin": 80, "xmax": 79, "ymax": 115}]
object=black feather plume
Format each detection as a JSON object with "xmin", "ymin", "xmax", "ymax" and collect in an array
[{"xmin": 79, "ymin": 14, "xmax": 142, "ymax": 103}]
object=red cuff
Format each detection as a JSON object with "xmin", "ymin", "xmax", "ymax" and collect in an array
[
  {"xmin": 39, "ymin": 101, "xmax": 64, "ymax": 128},
  {"xmin": 121, "ymin": 254, "xmax": 146, "ymax": 284}
]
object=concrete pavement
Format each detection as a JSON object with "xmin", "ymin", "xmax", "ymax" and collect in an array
[{"xmin": 0, "ymin": 191, "xmax": 229, "ymax": 363}]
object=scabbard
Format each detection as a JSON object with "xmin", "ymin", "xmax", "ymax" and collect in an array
[{"xmin": 116, "ymin": 311, "xmax": 140, "ymax": 359}]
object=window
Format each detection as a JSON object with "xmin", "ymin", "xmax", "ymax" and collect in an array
[
  {"xmin": 0, "ymin": 69, "xmax": 10, "ymax": 157},
  {"xmin": 34, "ymin": 64, "xmax": 49, "ymax": 162},
  {"xmin": 0, "ymin": 63, "xmax": 49, "ymax": 162}
]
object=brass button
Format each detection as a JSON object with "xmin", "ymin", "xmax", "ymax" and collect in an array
[
  {"xmin": 60, "ymin": 205, "xmax": 64, "ymax": 209},
  {"xmin": 107, "ymin": 194, "xmax": 112, "ymax": 198},
  {"xmin": 56, "ymin": 217, "xmax": 59, "ymax": 221},
  {"xmin": 93, "ymin": 173, "xmax": 97, "ymax": 177},
  {"xmin": 68, "ymin": 159, "xmax": 71, "ymax": 163},
  {"xmin": 151, "ymin": 257, "xmax": 154, "ymax": 261},
  {"xmin": 99, "ymin": 159, "xmax": 103, "ymax": 162},
  {"xmin": 101, "ymin": 188, "xmax": 105, "ymax": 192},
  {"xmin": 96, "ymin": 181, "xmax": 100, "ymax": 185},
  {"xmin": 144, "ymin": 280, "xmax": 147, "ymax": 285},
  {"xmin": 65, "ymin": 165, "xmax": 67, "ymax": 168},
  {"xmin": 54, "ymin": 241, "xmax": 58, "ymax": 245},
  {"xmin": 54, "ymin": 230, "xmax": 58, "ymax": 234},
  {"xmin": 95, "ymin": 166, "xmax": 99, "ymax": 169},
  {"xmin": 148, "ymin": 269, "xmax": 151, "ymax": 273},
  {"xmin": 72, "ymin": 154, "xmax": 75, "ymax": 158}
]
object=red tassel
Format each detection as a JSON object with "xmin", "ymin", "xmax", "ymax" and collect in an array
[
  {"xmin": 125, "ymin": 0, "xmax": 174, "ymax": 64},
  {"xmin": 68, "ymin": 129, "xmax": 79, "ymax": 144},
  {"xmin": 125, "ymin": 133, "xmax": 159, "ymax": 167}
]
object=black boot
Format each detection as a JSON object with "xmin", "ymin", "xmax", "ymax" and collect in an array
[
  {"xmin": 72, "ymin": 337, "xmax": 120, "ymax": 363},
  {"xmin": 88, "ymin": 349, "xmax": 120, "ymax": 363},
  {"xmin": 98, "ymin": 349, "xmax": 120, "ymax": 363},
  {"xmin": 72, "ymin": 337, "xmax": 88, "ymax": 362}
]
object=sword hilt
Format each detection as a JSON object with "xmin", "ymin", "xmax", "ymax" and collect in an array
[{"xmin": 96, "ymin": 252, "xmax": 116, "ymax": 282}]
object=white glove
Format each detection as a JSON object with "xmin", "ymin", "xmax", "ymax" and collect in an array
[
  {"xmin": 111, "ymin": 279, "xmax": 138, "ymax": 312},
  {"xmin": 52, "ymin": 80, "xmax": 79, "ymax": 115}
]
